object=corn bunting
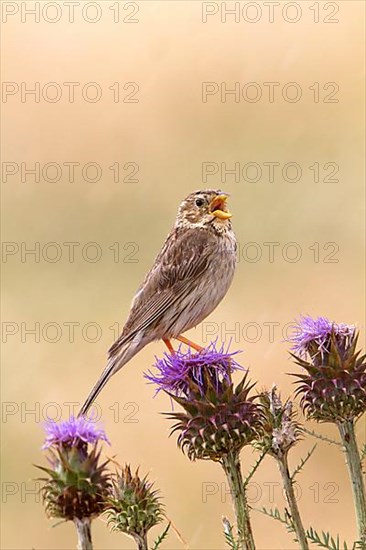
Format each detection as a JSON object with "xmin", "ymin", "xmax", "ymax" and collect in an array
[{"xmin": 79, "ymin": 189, "xmax": 236, "ymax": 416}]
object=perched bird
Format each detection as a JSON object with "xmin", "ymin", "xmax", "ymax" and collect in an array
[{"xmin": 79, "ymin": 189, "xmax": 237, "ymax": 416}]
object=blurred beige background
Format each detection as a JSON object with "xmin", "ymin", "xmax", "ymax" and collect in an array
[{"xmin": 1, "ymin": 1, "xmax": 365, "ymax": 548}]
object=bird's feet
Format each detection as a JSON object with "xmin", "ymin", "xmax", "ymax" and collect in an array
[
  {"xmin": 163, "ymin": 338, "xmax": 176, "ymax": 355},
  {"xmin": 176, "ymin": 335, "xmax": 204, "ymax": 352},
  {"xmin": 163, "ymin": 336, "xmax": 204, "ymax": 354}
]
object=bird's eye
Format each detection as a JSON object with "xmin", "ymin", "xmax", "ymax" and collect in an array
[{"xmin": 195, "ymin": 198, "xmax": 204, "ymax": 207}]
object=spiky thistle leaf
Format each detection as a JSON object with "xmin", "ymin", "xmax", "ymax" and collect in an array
[
  {"xmin": 255, "ymin": 506, "xmax": 295, "ymax": 535},
  {"xmin": 305, "ymin": 526, "xmax": 355, "ymax": 550},
  {"xmin": 222, "ymin": 517, "xmax": 239, "ymax": 550},
  {"xmin": 255, "ymin": 506, "xmax": 353, "ymax": 550},
  {"xmin": 302, "ymin": 427, "xmax": 341, "ymax": 447},
  {"xmin": 360, "ymin": 444, "xmax": 366, "ymax": 463},
  {"xmin": 291, "ymin": 444, "xmax": 317, "ymax": 480},
  {"xmin": 151, "ymin": 522, "xmax": 171, "ymax": 550},
  {"xmin": 243, "ymin": 451, "xmax": 267, "ymax": 488}
]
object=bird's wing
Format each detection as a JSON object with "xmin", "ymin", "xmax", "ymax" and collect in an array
[{"xmin": 109, "ymin": 227, "xmax": 215, "ymax": 356}]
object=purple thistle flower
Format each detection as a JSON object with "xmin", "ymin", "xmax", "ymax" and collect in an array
[
  {"xmin": 288, "ymin": 315, "xmax": 355, "ymax": 359},
  {"xmin": 145, "ymin": 341, "xmax": 242, "ymax": 398},
  {"xmin": 289, "ymin": 317, "xmax": 366, "ymax": 422},
  {"xmin": 43, "ymin": 416, "xmax": 110, "ymax": 449}
]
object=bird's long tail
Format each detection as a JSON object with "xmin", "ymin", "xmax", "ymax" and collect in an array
[{"xmin": 78, "ymin": 336, "xmax": 142, "ymax": 417}]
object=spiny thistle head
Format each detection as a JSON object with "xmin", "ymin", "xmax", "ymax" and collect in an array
[
  {"xmin": 105, "ymin": 465, "xmax": 163, "ymax": 542},
  {"xmin": 289, "ymin": 316, "xmax": 366, "ymax": 422},
  {"xmin": 256, "ymin": 386, "xmax": 301, "ymax": 459},
  {"xmin": 147, "ymin": 343, "xmax": 264, "ymax": 461},
  {"xmin": 38, "ymin": 417, "xmax": 110, "ymax": 520}
]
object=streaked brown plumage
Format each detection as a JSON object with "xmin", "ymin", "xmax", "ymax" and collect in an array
[{"xmin": 79, "ymin": 189, "xmax": 237, "ymax": 416}]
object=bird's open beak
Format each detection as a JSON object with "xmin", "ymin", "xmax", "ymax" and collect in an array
[{"xmin": 210, "ymin": 194, "xmax": 232, "ymax": 220}]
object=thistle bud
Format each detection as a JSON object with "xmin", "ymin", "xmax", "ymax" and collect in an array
[{"xmin": 106, "ymin": 465, "xmax": 163, "ymax": 547}]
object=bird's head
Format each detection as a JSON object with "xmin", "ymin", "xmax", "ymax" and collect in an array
[{"xmin": 176, "ymin": 189, "xmax": 232, "ymax": 230}]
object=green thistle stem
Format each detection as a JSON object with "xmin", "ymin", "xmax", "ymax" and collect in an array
[
  {"xmin": 337, "ymin": 420, "xmax": 366, "ymax": 547},
  {"xmin": 276, "ymin": 455, "xmax": 309, "ymax": 550},
  {"xmin": 74, "ymin": 517, "xmax": 92, "ymax": 550},
  {"xmin": 221, "ymin": 451, "xmax": 255, "ymax": 550},
  {"xmin": 133, "ymin": 533, "xmax": 148, "ymax": 550}
]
